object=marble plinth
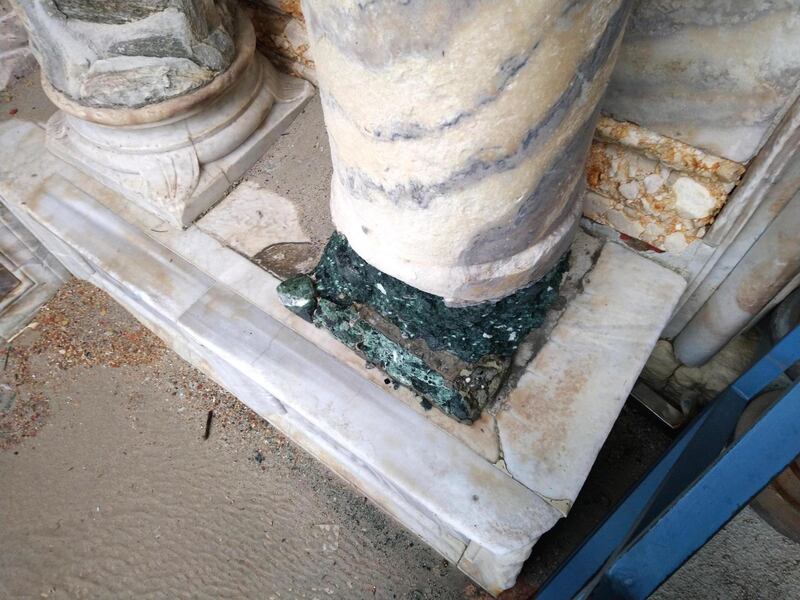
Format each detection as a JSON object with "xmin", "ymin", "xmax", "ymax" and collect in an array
[
  {"xmin": 46, "ymin": 55, "xmax": 314, "ymax": 227},
  {"xmin": 0, "ymin": 120, "xmax": 686, "ymax": 595},
  {"xmin": 303, "ymin": 0, "xmax": 632, "ymax": 304}
]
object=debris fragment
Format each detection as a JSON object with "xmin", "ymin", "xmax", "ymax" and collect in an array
[
  {"xmin": 203, "ymin": 409, "xmax": 213, "ymax": 440},
  {"xmin": 7, "ymin": 321, "xmax": 38, "ymax": 344}
]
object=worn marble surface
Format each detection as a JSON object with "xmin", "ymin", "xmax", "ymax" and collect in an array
[
  {"xmin": 0, "ymin": 5, "xmax": 35, "ymax": 91},
  {"xmin": 303, "ymin": 0, "xmax": 631, "ymax": 304},
  {"xmin": 0, "ymin": 119, "xmax": 687, "ymax": 595},
  {"xmin": 496, "ymin": 244, "xmax": 685, "ymax": 511},
  {"xmin": 11, "ymin": 0, "xmax": 239, "ymax": 108},
  {"xmin": 197, "ymin": 180, "xmax": 309, "ymax": 256},
  {"xmin": 604, "ymin": 0, "xmax": 800, "ymax": 163}
]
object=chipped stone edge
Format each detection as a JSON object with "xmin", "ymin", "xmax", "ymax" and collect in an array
[
  {"xmin": 584, "ymin": 117, "xmax": 746, "ymax": 252},
  {"xmin": 0, "ymin": 204, "xmax": 68, "ymax": 342}
]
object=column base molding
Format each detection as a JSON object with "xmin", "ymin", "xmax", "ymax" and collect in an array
[{"xmin": 46, "ymin": 55, "xmax": 313, "ymax": 228}]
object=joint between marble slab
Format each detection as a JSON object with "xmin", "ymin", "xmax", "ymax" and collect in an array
[
  {"xmin": 491, "ymin": 414, "xmax": 505, "ymax": 464},
  {"xmin": 0, "ymin": 214, "xmax": 48, "ymax": 265},
  {"xmin": 454, "ymin": 543, "xmax": 471, "ymax": 579},
  {"xmin": 488, "ymin": 419, "xmax": 570, "ymax": 516},
  {"xmin": 533, "ymin": 494, "xmax": 573, "ymax": 517},
  {"xmin": 492, "ymin": 242, "xmax": 688, "ymax": 510}
]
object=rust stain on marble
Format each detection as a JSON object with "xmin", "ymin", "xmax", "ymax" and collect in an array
[
  {"xmin": 246, "ymin": 5, "xmax": 315, "ymax": 82},
  {"xmin": 278, "ymin": 0, "xmax": 304, "ymax": 21},
  {"xmin": 499, "ymin": 362, "xmax": 585, "ymax": 477}
]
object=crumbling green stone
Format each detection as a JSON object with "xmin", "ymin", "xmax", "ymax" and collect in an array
[
  {"xmin": 314, "ymin": 299, "xmax": 479, "ymax": 421},
  {"xmin": 276, "ymin": 274, "xmax": 316, "ymax": 321},
  {"xmin": 277, "ymin": 233, "xmax": 568, "ymax": 423},
  {"xmin": 314, "ymin": 233, "xmax": 567, "ymax": 363}
]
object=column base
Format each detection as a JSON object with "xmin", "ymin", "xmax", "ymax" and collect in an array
[
  {"xmin": 278, "ymin": 233, "xmax": 569, "ymax": 423},
  {"xmin": 45, "ymin": 54, "xmax": 314, "ymax": 228},
  {"xmin": 331, "ymin": 179, "xmax": 583, "ymax": 306}
]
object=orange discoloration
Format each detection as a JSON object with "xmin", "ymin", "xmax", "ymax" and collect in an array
[
  {"xmin": 585, "ymin": 144, "xmax": 610, "ymax": 188},
  {"xmin": 595, "ymin": 116, "xmax": 745, "ymax": 183},
  {"xmin": 247, "ymin": 5, "xmax": 315, "ymax": 80},
  {"xmin": 585, "ymin": 117, "xmax": 745, "ymax": 251},
  {"xmin": 278, "ymin": 0, "xmax": 304, "ymax": 21}
]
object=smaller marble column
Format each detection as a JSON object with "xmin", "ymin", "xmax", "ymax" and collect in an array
[
  {"xmin": 11, "ymin": 0, "xmax": 313, "ymax": 227},
  {"xmin": 303, "ymin": 0, "xmax": 631, "ymax": 304}
]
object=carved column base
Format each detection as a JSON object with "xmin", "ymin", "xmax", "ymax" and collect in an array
[{"xmin": 45, "ymin": 53, "xmax": 313, "ymax": 228}]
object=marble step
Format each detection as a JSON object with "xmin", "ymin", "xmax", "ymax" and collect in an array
[
  {"xmin": 0, "ymin": 203, "xmax": 68, "ymax": 342},
  {"xmin": 0, "ymin": 119, "xmax": 686, "ymax": 595}
]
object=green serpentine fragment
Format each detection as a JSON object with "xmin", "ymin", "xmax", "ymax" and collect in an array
[
  {"xmin": 276, "ymin": 274, "xmax": 316, "ymax": 321},
  {"xmin": 313, "ymin": 299, "xmax": 479, "ymax": 422},
  {"xmin": 276, "ymin": 233, "xmax": 569, "ymax": 422}
]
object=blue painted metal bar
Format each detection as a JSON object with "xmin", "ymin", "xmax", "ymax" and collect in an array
[
  {"xmin": 535, "ymin": 325, "xmax": 800, "ymax": 600},
  {"xmin": 596, "ymin": 379, "xmax": 800, "ymax": 600}
]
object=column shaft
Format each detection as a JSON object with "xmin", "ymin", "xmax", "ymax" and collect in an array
[{"xmin": 304, "ymin": 0, "xmax": 631, "ymax": 304}]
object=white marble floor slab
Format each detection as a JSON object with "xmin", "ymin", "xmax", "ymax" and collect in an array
[
  {"xmin": 197, "ymin": 180, "xmax": 310, "ymax": 256},
  {"xmin": 0, "ymin": 119, "xmax": 687, "ymax": 595},
  {"xmin": 497, "ymin": 244, "xmax": 686, "ymax": 514}
]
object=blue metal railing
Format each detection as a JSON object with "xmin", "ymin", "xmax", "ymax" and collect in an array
[{"xmin": 536, "ymin": 326, "xmax": 800, "ymax": 600}]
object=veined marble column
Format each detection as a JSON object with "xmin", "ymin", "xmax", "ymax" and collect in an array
[
  {"xmin": 604, "ymin": 0, "xmax": 800, "ymax": 164},
  {"xmin": 303, "ymin": 0, "xmax": 631, "ymax": 304},
  {"xmin": 10, "ymin": 0, "xmax": 312, "ymax": 227}
]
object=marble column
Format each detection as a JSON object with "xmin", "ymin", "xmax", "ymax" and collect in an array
[
  {"xmin": 303, "ymin": 0, "xmax": 631, "ymax": 304},
  {"xmin": 11, "ymin": 0, "xmax": 313, "ymax": 227},
  {"xmin": 604, "ymin": 0, "xmax": 800, "ymax": 164}
]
